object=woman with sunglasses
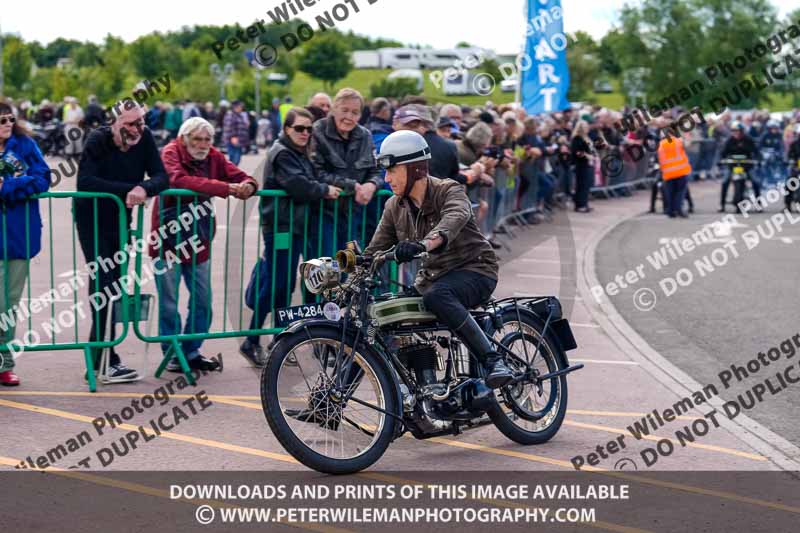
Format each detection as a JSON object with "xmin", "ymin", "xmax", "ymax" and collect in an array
[
  {"xmin": 240, "ymin": 108, "xmax": 341, "ymax": 366},
  {"xmin": 0, "ymin": 102, "xmax": 51, "ymax": 386}
]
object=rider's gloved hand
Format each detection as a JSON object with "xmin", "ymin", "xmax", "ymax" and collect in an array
[{"xmin": 395, "ymin": 240, "xmax": 426, "ymax": 263}]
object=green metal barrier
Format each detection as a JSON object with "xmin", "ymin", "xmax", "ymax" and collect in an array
[
  {"xmin": 0, "ymin": 191, "xmax": 130, "ymax": 392},
  {"xmin": 131, "ymin": 188, "xmax": 395, "ymax": 385}
]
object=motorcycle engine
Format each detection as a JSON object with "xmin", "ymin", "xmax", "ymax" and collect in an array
[
  {"xmin": 397, "ymin": 339, "xmax": 470, "ymax": 422},
  {"xmin": 397, "ymin": 342, "xmax": 439, "ymax": 387}
]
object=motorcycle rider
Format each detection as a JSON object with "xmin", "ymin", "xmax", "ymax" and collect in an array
[
  {"xmin": 719, "ymin": 121, "xmax": 761, "ymax": 213},
  {"xmin": 363, "ymin": 130, "xmax": 514, "ymax": 389},
  {"xmin": 759, "ymin": 120, "xmax": 784, "ymax": 184},
  {"xmin": 760, "ymin": 120, "xmax": 784, "ymax": 151}
]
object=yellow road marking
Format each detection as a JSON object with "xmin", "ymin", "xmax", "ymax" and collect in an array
[
  {"xmin": 1, "ymin": 392, "xmax": 760, "ymax": 461},
  {"xmin": 424, "ymin": 435, "xmax": 604, "ymax": 471},
  {"xmin": 1, "ymin": 398, "xmax": 798, "ymax": 516},
  {"xmin": 184, "ymin": 399, "xmax": 763, "ymax": 462},
  {"xmin": 567, "ymin": 409, "xmax": 699, "ymax": 421},
  {"xmin": 563, "ymin": 420, "xmax": 765, "ymax": 461},
  {"xmin": 0, "ymin": 392, "xmax": 706, "ymax": 420},
  {"xmin": 0, "ymin": 455, "xmax": 348, "ymax": 533},
  {"xmin": 603, "ymin": 470, "xmax": 800, "ymax": 515},
  {"xmin": 0, "ymin": 390, "xmax": 262, "ymax": 401},
  {"xmin": 0, "ymin": 398, "xmax": 298, "ymax": 465}
]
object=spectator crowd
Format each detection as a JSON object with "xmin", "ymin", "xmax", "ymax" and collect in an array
[{"xmin": 4, "ymin": 86, "xmax": 800, "ymax": 386}]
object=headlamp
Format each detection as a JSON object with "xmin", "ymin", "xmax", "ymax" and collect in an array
[{"xmin": 299, "ymin": 257, "xmax": 342, "ymax": 294}]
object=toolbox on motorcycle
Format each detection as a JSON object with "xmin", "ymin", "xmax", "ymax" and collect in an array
[
  {"xmin": 524, "ymin": 297, "xmax": 577, "ymax": 351},
  {"xmin": 526, "ymin": 296, "xmax": 563, "ymax": 319}
]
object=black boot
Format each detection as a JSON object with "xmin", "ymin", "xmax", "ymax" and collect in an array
[{"xmin": 454, "ymin": 315, "xmax": 514, "ymax": 389}]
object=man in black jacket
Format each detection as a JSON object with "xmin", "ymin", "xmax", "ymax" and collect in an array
[
  {"xmin": 719, "ymin": 122, "xmax": 761, "ymax": 213},
  {"xmin": 76, "ymin": 101, "xmax": 169, "ymax": 381},
  {"xmin": 310, "ymin": 88, "xmax": 381, "ymax": 250}
]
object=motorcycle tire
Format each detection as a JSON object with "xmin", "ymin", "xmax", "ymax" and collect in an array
[
  {"xmin": 485, "ymin": 309, "xmax": 569, "ymax": 445},
  {"xmin": 260, "ymin": 325, "xmax": 399, "ymax": 474}
]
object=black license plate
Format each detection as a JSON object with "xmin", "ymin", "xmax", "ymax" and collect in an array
[{"xmin": 273, "ymin": 303, "xmax": 326, "ymax": 328}]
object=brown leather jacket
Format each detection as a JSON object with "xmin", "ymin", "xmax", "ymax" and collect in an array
[{"xmin": 364, "ymin": 176, "xmax": 498, "ymax": 292}]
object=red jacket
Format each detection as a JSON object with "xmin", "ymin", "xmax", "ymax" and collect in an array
[{"xmin": 148, "ymin": 138, "xmax": 258, "ymax": 263}]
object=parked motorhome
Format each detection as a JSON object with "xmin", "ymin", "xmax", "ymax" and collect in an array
[
  {"xmin": 352, "ymin": 50, "xmax": 381, "ymax": 69},
  {"xmin": 378, "ymin": 48, "xmax": 421, "ymax": 69}
]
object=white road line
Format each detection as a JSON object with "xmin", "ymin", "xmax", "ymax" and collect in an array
[
  {"xmin": 516, "ymin": 274, "xmax": 566, "ymax": 280},
  {"xmin": 570, "ymin": 358, "xmax": 639, "ymax": 365},
  {"xmin": 520, "ymin": 258, "xmax": 574, "ymax": 264},
  {"xmin": 571, "ymin": 323, "xmax": 600, "ymax": 328},
  {"xmin": 21, "ymin": 297, "xmax": 73, "ymax": 303},
  {"xmin": 511, "ymin": 292, "xmax": 582, "ymax": 301}
]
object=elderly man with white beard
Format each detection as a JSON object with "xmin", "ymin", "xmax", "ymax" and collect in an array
[{"xmin": 148, "ymin": 117, "xmax": 258, "ymax": 373}]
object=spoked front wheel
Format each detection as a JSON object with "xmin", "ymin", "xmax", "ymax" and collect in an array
[
  {"xmin": 260, "ymin": 326, "xmax": 398, "ymax": 474},
  {"xmin": 486, "ymin": 311, "xmax": 568, "ymax": 445}
]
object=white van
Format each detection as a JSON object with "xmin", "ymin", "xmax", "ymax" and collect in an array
[{"xmin": 378, "ymin": 48, "xmax": 421, "ymax": 69}]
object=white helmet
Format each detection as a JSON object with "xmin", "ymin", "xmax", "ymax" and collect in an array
[{"xmin": 377, "ymin": 130, "xmax": 431, "ymax": 170}]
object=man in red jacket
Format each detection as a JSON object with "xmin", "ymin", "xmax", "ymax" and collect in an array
[{"xmin": 149, "ymin": 117, "xmax": 258, "ymax": 372}]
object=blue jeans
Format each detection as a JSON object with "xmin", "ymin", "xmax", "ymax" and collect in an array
[
  {"xmin": 226, "ymin": 143, "xmax": 243, "ymax": 165},
  {"xmin": 246, "ymin": 227, "xmax": 332, "ymax": 345},
  {"xmin": 538, "ymin": 173, "xmax": 555, "ymax": 204},
  {"xmin": 154, "ymin": 259, "xmax": 212, "ymax": 360}
]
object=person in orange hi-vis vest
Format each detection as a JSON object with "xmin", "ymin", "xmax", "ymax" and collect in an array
[{"xmin": 657, "ymin": 127, "xmax": 693, "ymax": 218}]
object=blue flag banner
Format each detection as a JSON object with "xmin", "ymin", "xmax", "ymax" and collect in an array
[{"xmin": 520, "ymin": 0, "xmax": 571, "ymax": 114}]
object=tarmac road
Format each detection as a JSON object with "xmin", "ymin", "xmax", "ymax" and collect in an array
[{"xmin": 595, "ymin": 178, "xmax": 800, "ymax": 448}]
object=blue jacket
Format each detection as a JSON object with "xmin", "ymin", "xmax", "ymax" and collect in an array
[{"xmin": 0, "ymin": 134, "xmax": 51, "ymax": 259}]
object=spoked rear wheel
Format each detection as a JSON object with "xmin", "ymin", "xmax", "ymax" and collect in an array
[
  {"xmin": 486, "ymin": 311, "xmax": 568, "ymax": 445},
  {"xmin": 260, "ymin": 326, "xmax": 398, "ymax": 474}
]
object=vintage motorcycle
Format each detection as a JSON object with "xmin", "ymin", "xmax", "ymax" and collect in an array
[{"xmin": 259, "ymin": 243, "xmax": 583, "ymax": 474}]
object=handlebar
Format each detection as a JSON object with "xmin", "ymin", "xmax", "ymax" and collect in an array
[
  {"xmin": 373, "ymin": 245, "xmax": 428, "ymax": 264},
  {"xmin": 337, "ymin": 245, "xmax": 428, "ymax": 274}
]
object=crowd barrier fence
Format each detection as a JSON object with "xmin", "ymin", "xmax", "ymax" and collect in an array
[{"xmin": 0, "ymin": 191, "xmax": 131, "ymax": 392}]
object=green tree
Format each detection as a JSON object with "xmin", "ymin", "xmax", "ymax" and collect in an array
[
  {"xmin": 565, "ymin": 32, "xmax": 601, "ymax": 101},
  {"xmin": 37, "ymin": 38, "xmax": 84, "ymax": 67},
  {"xmin": 93, "ymin": 35, "xmax": 133, "ymax": 103},
  {"xmin": 609, "ymin": 0, "xmax": 778, "ymax": 109},
  {"xmin": 71, "ymin": 43, "xmax": 103, "ymax": 68},
  {"xmin": 273, "ymin": 50, "xmax": 297, "ymax": 85},
  {"xmin": 478, "ymin": 58, "xmax": 503, "ymax": 82},
  {"xmin": 129, "ymin": 34, "xmax": 172, "ymax": 80},
  {"xmin": 297, "ymin": 33, "xmax": 353, "ymax": 91},
  {"xmin": 598, "ymin": 30, "xmax": 624, "ymax": 76},
  {"xmin": 2, "ymin": 36, "xmax": 34, "ymax": 94},
  {"xmin": 369, "ymin": 77, "xmax": 419, "ymax": 99}
]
